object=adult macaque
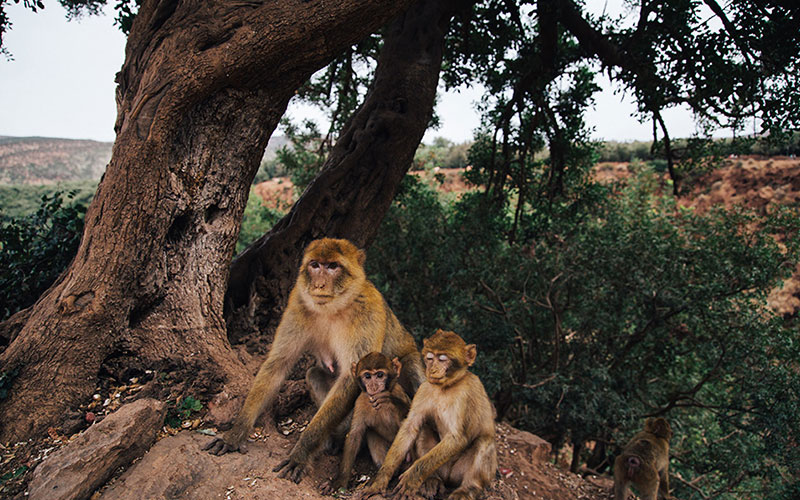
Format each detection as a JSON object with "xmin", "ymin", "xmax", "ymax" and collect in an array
[
  {"xmin": 320, "ymin": 352, "xmax": 411, "ymax": 495},
  {"xmin": 614, "ymin": 417, "xmax": 673, "ymax": 500},
  {"xmin": 205, "ymin": 238, "xmax": 424, "ymax": 483},
  {"xmin": 357, "ymin": 329, "xmax": 497, "ymax": 500}
]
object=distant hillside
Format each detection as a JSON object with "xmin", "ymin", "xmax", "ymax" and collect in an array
[
  {"xmin": 0, "ymin": 136, "xmax": 112, "ymax": 184},
  {"xmin": 0, "ymin": 135, "xmax": 289, "ymax": 186}
]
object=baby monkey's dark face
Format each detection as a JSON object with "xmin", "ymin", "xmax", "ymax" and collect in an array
[{"xmin": 360, "ymin": 369, "xmax": 389, "ymax": 396}]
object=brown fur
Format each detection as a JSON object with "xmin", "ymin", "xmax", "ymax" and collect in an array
[
  {"xmin": 357, "ymin": 329, "xmax": 497, "ymax": 500},
  {"xmin": 205, "ymin": 238, "xmax": 424, "ymax": 484},
  {"xmin": 321, "ymin": 352, "xmax": 411, "ymax": 495},
  {"xmin": 613, "ymin": 418, "xmax": 673, "ymax": 500}
]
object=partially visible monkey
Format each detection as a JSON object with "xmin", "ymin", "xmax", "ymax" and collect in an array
[
  {"xmin": 205, "ymin": 238, "xmax": 425, "ymax": 483},
  {"xmin": 357, "ymin": 329, "xmax": 497, "ymax": 500},
  {"xmin": 320, "ymin": 352, "xmax": 411, "ymax": 495},
  {"xmin": 614, "ymin": 417, "xmax": 673, "ymax": 500}
]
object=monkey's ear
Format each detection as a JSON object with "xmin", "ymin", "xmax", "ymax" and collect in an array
[
  {"xmin": 392, "ymin": 357, "xmax": 402, "ymax": 375},
  {"xmin": 351, "ymin": 362, "xmax": 358, "ymax": 379},
  {"xmin": 356, "ymin": 249, "xmax": 366, "ymax": 267},
  {"xmin": 652, "ymin": 418, "xmax": 672, "ymax": 440},
  {"xmin": 464, "ymin": 344, "xmax": 477, "ymax": 366}
]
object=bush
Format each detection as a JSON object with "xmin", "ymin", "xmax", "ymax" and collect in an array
[
  {"xmin": 0, "ymin": 192, "xmax": 86, "ymax": 321},
  {"xmin": 235, "ymin": 188, "xmax": 284, "ymax": 255},
  {"xmin": 369, "ymin": 166, "xmax": 800, "ymax": 499}
]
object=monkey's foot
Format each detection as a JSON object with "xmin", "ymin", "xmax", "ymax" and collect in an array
[
  {"xmin": 352, "ymin": 485, "xmax": 387, "ymax": 500},
  {"xmin": 203, "ymin": 437, "xmax": 248, "ymax": 455},
  {"xmin": 273, "ymin": 457, "xmax": 306, "ymax": 483},
  {"xmin": 447, "ymin": 486, "xmax": 480, "ymax": 500},
  {"xmin": 319, "ymin": 478, "xmax": 346, "ymax": 496},
  {"xmin": 392, "ymin": 477, "xmax": 426, "ymax": 500}
]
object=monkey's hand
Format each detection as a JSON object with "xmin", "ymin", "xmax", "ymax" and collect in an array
[
  {"xmin": 203, "ymin": 428, "xmax": 249, "ymax": 455},
  {"xmin": 273, "ymin": 455, "xmax": 306, "ymax": 483},
  {"xmin": 369, "ymin": 390, "xmax": 392, "ymax": 409}
]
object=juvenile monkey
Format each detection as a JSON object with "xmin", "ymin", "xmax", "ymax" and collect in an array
[
  {"xmin": 320, "ymin": 352, "xmax": 411, "ymax": 495},
  {"xmin": 357, "ymin": 329, "xmax": 497, "ymax": 500},
  {"xmin": 614, "ymin": 417, "xmax": 673, "ymax": 500},
  {"xmin": 205, "ymin": 238, "xmax": 425, "ymax": 483}
]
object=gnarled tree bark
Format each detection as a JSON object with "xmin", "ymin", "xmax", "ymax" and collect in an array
[
  {"xmin": 0, "ymin": 0, "xmax": 416, "ymax": 443},
  {"xmin": 225, "ymin": 0, "xmax": 463, "ymax": 342}
]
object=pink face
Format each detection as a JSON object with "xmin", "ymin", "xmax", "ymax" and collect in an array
[{"xmin": 305, "ymin": 259, "xmax": 342, "ymax": 303}]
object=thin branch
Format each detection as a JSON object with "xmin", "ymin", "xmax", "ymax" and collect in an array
[{"xmin": 514, "ymin": 373, "xmax": 557, "ymax": 390}]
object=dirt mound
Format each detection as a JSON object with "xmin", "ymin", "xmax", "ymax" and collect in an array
[
  {"xmin": 251, "ymin": 168, "xmax": 474, "ymax": 210},
  {"xmin": 682, "ymin": 157, "xmax": 800, "ymax": 318},
  {"xmin": 0, "ymin": 136, "xmax": 112, "ymax": 184},
  {"xmin": 412, "ymin": 167, "xmax": 473, "ymax": 194},
  {"xmin": 92, "ymin": 420, "xmax": 608, "ymax": 500},
  {"xmin": 682, "ymin": 156, "xmax": 800, "ymax": 213},
  {"xmin": 252, "ymin": 177, "xmax": 296, "ymax": 210}
]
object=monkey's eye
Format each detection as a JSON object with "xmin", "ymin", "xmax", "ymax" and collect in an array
[
  {"xmin": 438, "ymin": 354, "xmax": 448, "ymax": 362},
  {"xmin": 309, "ymin": 261, "xmax": 320, "ymax": 269},
  {"xmin": 376, "ymin": 372, "xmax": 384, "ymax": 379},
  {"xmin": 425, "ymin": 352, "xmax": 434, "ymax": 361},
  {"xmin": 327, "ymin": 262, "xmax": 339, "ymax": 270},
  {"xmin": 363, "ymin": 373, "xmax": 371, "ymax": 379}
]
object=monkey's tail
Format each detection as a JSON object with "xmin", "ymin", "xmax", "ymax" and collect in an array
[{"xmin": 625, "ymin": 456, "xmax": 641, "ymax": 480}]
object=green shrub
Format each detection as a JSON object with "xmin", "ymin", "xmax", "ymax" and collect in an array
[
  {"xmin": 235, "ymin": 188, "xmax": 284, "ymax": 255},
  {"xmin": 369, "ymin": 166, "xmax": 800, "ymax": 499},
  {"xmin": 0, "ymin": 191, "xmax": 86, "ymax": 321}
]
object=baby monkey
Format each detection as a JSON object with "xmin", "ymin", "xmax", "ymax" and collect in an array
[{"xmin": 320, "ymin": 352, "xmax": 411, "ymax": 495}]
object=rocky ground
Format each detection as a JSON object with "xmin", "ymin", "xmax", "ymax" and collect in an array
[{"xmin": 2, "ymin": 395, "xmax": 612, "ymax": 500}]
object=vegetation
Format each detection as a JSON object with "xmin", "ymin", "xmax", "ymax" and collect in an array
[
  {"xmin": 366, "ymin": 142, "xmax": 800, "ymax": 498},
  {"xmin": 164, "ymin": 396, "xmax": 203, "ymax": 429},
  {"xmin": 0, "ymin": 181, "xmax": 96, "ymax": 219},
  {"xmin": 0, "ymin": 191, "xmax": 86, "ymax": 322},
  {"xmin": 235, "ymin": 188, "xmax": 284, "ymax": 255}
]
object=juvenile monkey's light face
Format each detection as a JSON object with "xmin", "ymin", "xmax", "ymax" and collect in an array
[{"xmin": 424, "ymin": 351, "xmax": 455, "ymax": 384}]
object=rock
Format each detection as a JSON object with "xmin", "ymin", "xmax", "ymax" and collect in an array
[
  {"xmin": 27, "ymin": 398, "xmax": 166, "ymax": 500},
  {"xmin": 98, "ymin": 431, "xmax": 327, "ymax": 500},
  {"xmin": 505, "ymin": 426, "xmax": 552, "ymax": 464}
]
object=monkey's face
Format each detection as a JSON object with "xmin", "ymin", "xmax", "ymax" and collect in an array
[
  {"xmin": 304, "ymin": 259, "xmax": 344, "ymax": 304},
  {"xmin": 423, "ymin": 350, "xmax": 457, "ymax": 385},
  {"xmin": 359, "ymin": 369, "xmax": 391, "ymax": 396},
  {"xmin": 299, "ymin": 238, "xmax": 367, "ymax": 308},
  {"xmin": 352, "ymin": 352, "xmax": 397, "ymax": 395},
  {"xmin": 422, "ymin": 329, "xmax": 477, "ymax": 387}
]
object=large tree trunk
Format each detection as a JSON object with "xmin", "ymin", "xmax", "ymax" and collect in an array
[
  {"xmin": 225, "ymin": 0, "xmax": 461, "ymax": 341},
  {"xmin": 0, "ymin": 0, "xmax": 416, "ymax": 443}
]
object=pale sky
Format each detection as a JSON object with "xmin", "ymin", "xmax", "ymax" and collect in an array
[{"xmin": 0, "ymin": 2, "xmax": 698, "ymax": 145}]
